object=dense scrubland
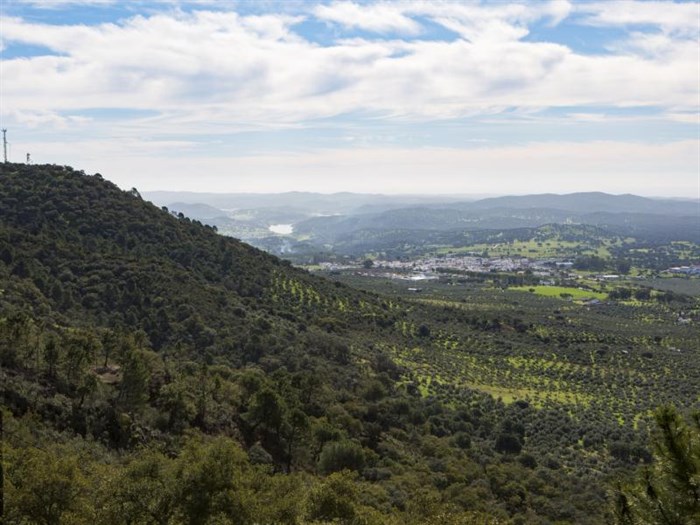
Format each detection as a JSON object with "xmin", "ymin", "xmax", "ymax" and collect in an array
[{"xmin": 1, "ymin": 163, "xmax": 698, "ymax": 524}]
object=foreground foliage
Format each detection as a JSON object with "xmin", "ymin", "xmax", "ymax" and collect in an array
[{"xmin": 613, "ymin": 406, "xmax": 700, "ymax": 525}]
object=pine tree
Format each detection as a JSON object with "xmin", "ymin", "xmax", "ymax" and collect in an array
[
  {"xmin": 613, "ymin": 406, "xmax": 700, "ymax": 525},
  {"xmin": 117, "ymin": 349, "xmax": 150, "ymax": 414}
]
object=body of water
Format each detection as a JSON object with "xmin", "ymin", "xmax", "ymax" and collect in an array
[{"xmin": 269, "ymin": 224, "xmax": 293, "ymax": 235}]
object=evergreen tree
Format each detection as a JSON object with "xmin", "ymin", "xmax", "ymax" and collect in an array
[
  {"xmin": 613, "ymin": 406, "xmax": 700, "ymax": 525},
  {"xmin": 118, "ymin": 349, "xmax": 150, "ymax": 414}
]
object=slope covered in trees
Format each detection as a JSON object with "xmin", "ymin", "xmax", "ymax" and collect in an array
[{"xmin": 1, "ymin": 163, "xmax": 697, "ymax": 524}]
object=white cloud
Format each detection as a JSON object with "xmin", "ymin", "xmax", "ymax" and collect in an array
[
  {"xmin": 1, "ymin": 4, "xmax": 697, "ymax": 133},
  {"xmin": 314, "ymin": 1, "xmax": 574, "ymax": 41},
  {"xmin": 11, "ymin": 109, "xmax": 92, "ymax": 128},
  {"xmin": 314, "ymin": 1, "xmax": 422, "ymax": 35},
  {"xmin": 664, "ymin": 110, "xmax": 700, "ymax": 124},
  {"xmin": 577, "ymin": 1, "xmax": 700, "ymax": 35},
  {"xmin": 405, "ymin": 0, "xmax": 573, "ymax": 42},
  {"xmin": 0, "ymin": 2, "xmax": 697, "ymax": 196},
  {"xmin": 10, "ymin": 0, "xmax": 115, "ymax": 8},
  {"xmin": 12, "ymin": 0, "xmax": 222, "ymax": 7}
]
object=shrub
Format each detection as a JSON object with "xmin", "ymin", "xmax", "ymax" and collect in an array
[{"xmin": 318, "ymin": 440, "xmax": 365, "ymax": 474}]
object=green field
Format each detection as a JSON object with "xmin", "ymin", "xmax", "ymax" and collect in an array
[
  {"xmin": 433, "ymin": 233, "xmax": 626, "ymax": 259},
  {"xmin": 510, "ymin": 285, "xmax": 607, "ymax": 300}
]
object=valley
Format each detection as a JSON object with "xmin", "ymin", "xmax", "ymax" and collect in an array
[
  {"xmin": 1, "ymin": 164, "xmax": 698, "ymax": 524},
  {"xmin": 3, "ymin": 1, "xmax": 698, "ymax": 523}
]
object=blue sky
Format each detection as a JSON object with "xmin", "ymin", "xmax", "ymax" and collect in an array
[{"xmin": 0, "ymin": 0, "xmax": 698, "ymax": 196}]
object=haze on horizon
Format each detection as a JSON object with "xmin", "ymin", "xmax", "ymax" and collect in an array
[{"xmin": 1, "ymin": 0, "xmax": 698, "ymax": 198}]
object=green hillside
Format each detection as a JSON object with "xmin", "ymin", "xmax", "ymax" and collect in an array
[{"xmin": 1, "ymin": 163, "xmax": 698, "ymax": 524}]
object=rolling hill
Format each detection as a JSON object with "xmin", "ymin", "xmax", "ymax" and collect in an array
[
  {"xmin": 1, "ymin": 163, "xmax": 698, "ymax": 524},
  {"xmin": 463, "ymin": 192, "xmax": 698, "ymax": 215},
  {"xmin": 292, "ymin": 194, "xmax": 699, "ymax": 250}
]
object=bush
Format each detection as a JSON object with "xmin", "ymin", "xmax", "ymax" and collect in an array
[
  {"xmin": 495, "ymin": 433, "xmax": 522, "ymax": 454},
  {"xmin": 318, "ymin": 440, "xmax": 365, "ymax": 474},
  {"xmin": 306, "ymin": 471, "xmax": 358, "ymax": 522}
]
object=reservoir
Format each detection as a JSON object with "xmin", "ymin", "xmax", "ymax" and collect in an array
[{"xmin": 269, "ymin": 224, "xmax": 293, "ymax": 235}]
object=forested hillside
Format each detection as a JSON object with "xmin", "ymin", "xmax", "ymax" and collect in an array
[{"xmin": 1, "ymin": 163, "xmax": 697, "ymax": 524}]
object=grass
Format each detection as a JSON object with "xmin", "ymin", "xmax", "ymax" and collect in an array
[
  {"xmin": 509, "ymin": 285, "xmax": 607, "ymax": 300},
  {"xmin": 434, "ymin": 236, "xmax": 625, "ymax": 259}
]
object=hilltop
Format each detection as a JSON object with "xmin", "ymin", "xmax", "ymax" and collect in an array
[{"xmin": 464, "ymin": 192, "xmax": 697, "ymax": 215}]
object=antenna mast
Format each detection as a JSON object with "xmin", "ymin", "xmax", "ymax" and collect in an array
[{"xmin": 2, "ymin": 129, "xmax": 7, "ymax": 163}]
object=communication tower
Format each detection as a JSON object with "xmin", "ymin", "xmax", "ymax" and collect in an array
[{"xmin": 2, "ymin": 129, "xmax": 7, "ymax": 163}]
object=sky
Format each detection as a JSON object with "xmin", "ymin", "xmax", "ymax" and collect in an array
[{"xmin": 0, "ymin": 0, "xmax": 698, "ymax": 196}]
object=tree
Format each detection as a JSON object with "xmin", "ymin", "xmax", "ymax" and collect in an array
[
  {"xmin": 495, "ymin": 433, "xmax": 522, "ymax": 454},
  {"xmin": 246, "ymin": 387, "xmax": 285, "ymax": 435},
  {"xmin": 612, "ymin": 406, "xmax": 700, "ymax": 525},
  {"xmin": 193, "ymin": 363, "xmax": 210, "ymax": 429},
  {"xmin": 44, "ymin": 335, "xmax": 59, "ymax": 379},
  {"xmin": 100, "ymin": 450, "xmax": 176, "ymax": 525},
  {"xmin": 76, "ymin": 373, "xmax": 98, "ymax": 409},
  {"xmin": 318, "ymin": 440, "xmax": 365, "ymax": 474},
  {"xmin": 0, "ymin": 313, "xmax": 33, "ymax": 368},
  {"xmin": 305, "ymin": 471, "xmax": 359, "ymax": 522},
  {"xmin": 616, "ymin": 259, "xmax": 631, "ymax": 275},
  {"xmin": 610, "ymin": 288, "xmax": 633, "ymax": 301},
  {"xmin": 118, "ymin": 349, "xmax": 150, "ymax": 414},
  {"xmin": 418, "ymin": 324, "xmax": 431, "ymax": 338},
  {"xmin": 5, "ymin": 445, "xmax": 89, "ymax": 525},
  {"xmin": 634, "ymin": 288, "xmax": 652, "ymax": 301},
  {"xmin": 284, "ymin": 408, "xmax": 310, "ymax": 471},
  {"xmin": 63, "ymin": 332, "xmax": 100, "ymax": 386},
  {"xmin": 173, "ymin": 437, "xmax": 258, "ymax": 525},
  {"xmin": 160, "ymin": 382, "xmax": 195, "ymax": 433},
  {"xmin": 574, "ymin": 255, "xmax": 606, "ymax": 271},
  {"xmin": 101, "ymin": 330, "xmax": 119, "ymax": 368}
]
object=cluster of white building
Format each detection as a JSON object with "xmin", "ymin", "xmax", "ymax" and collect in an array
[
  {"xmin": 666, "ymin": 265, "xmax": 700, "ymax": 276},
  {"xmin": 373, "ymin": 255, "xmax": 552, "ymax": 274},
  {"xmin": 316, "ymin": 255, "xmax": 593, "ymax": 282}
]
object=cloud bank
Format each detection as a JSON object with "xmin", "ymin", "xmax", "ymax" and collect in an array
[{"xmin": 0, "ymin": 0, "xmax": 697, "ymax": 195}]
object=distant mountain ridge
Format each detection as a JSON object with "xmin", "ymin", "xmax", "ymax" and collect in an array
[
  {"xmin": 147, "ymin": 190, "xmax": 698, "ymax": 254},
  {"xmin": 144, "ymin": 190, "xmax": 468, "ymax": 215},
  {"xmin": 462, "ymin": 192, "xmax": 698, "ymax": 216},
  {"xmin": 146, "ymin": 190, "xmax": 698, "ymax": 218},
  {"xmin": 294, "ymin": 206, "xmax": 699, "ymax": 244},
  {"xmin": 167, "ymin": 202, "xmax": 228, "ymax": 220}
]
